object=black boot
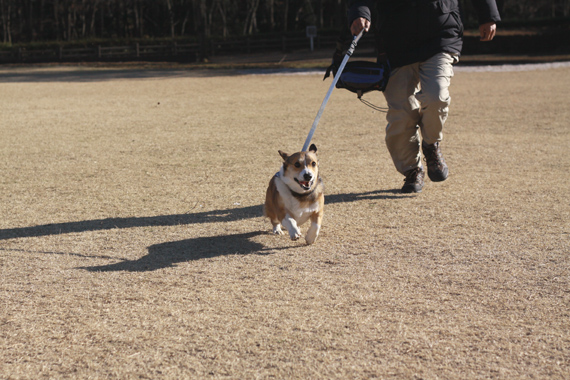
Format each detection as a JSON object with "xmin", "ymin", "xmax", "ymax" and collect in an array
[
  {"xmin": 402, "ymin": 167, "xmax": 425, "ymax": 193},
  {"xmin": 422, "ymin": 141, "xmax": 448, "ymax": 182}
]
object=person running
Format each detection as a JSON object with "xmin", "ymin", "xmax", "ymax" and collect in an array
[{"xmin": 348, "ymin": 0, "xmax": 501, "ymax": 192}]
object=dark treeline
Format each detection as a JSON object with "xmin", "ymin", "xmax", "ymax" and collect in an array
[{"xmin": 1, "ymin": 0, "xmax": 569, "ymax": 44}]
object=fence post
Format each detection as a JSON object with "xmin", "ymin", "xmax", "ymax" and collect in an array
[
  {"xmin": 135, "ymin": 43, "xmax": 140, "ymax": 58},
  {"xmin": 199, "ymin": 34, "xmax": 206, "ymax": 62}
]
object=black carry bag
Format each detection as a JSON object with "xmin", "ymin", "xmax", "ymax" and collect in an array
[{"xmin": 324, "ymin": 60, "xmax": 390, "ymax": 99}]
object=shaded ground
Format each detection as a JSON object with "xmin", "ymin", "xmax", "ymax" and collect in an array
[{"xmin": 0, "ymin": 62, "xmax": 569, "ymax": 379}]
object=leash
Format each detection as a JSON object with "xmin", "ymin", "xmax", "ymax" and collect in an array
[{"xmin": 302, "ymin": 31, "xmax": 364, "ymax": 152}]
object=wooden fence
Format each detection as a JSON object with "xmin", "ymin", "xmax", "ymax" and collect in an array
[
  {"xmin": 0, "ymin": 32, "xmax": 352, "ymax": 64},
  {"xmin": 1, "ymin": 30, "xmax": 561, "ymax": 64},
  {"xmin": 0, "ymin": 42, "xmax": 203, "ymax": 63}
]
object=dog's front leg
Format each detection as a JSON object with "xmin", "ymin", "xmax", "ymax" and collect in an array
[
  {"xmin": 272, "ymin": 223, "xmax": 284, "ymax": 235},
  {"xmin": 305, "ymin": 212, "xmax": 322, "ymax": 245},
  {"xmin": 281, "ymin": 215, "xmax": 301, "ymax": 240}
]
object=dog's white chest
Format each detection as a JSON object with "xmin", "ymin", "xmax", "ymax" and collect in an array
[
  {"xmin": 289, "ymin": 199, "xmax": 319, "ymax": 224},
  {"xmin": 274, "ymin": 174, "xmax": 319, "ymax": 225}
]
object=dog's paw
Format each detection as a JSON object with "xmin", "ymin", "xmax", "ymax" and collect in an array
[
  {"xmin": 305, "ymin": 233, "xmax": 318, "ymax": 245},
  {"xmin": 305, "ymin": 223, "xmax": 320, "ymax": 245},
  {"xmin": 273, "ymin": 225, "xmax": 284, "ymax": 235},
  {"xmin": 289, "ymin": 229, "xmax": 302, "ymax": 241}
]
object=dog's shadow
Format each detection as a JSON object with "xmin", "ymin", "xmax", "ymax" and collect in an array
[
  {"xmin": 0, "ymin": 190, "xmax": 401, "ymax": 241},
  {"xmin": 82, "ymin": 231, "xmax": 270, "ymax": 272},
  {"xmin": 2, "ymin": 189, "xmax": 403, "ymax": 272}
]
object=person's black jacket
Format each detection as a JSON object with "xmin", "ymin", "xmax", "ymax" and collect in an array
[{"xmin": 348, "ymin": 0, "xmax": 501, "ymax": 68}]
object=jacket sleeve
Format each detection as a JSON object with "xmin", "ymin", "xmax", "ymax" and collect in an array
[
  {"xmin": 471, "ymin": 0, "xmax": 501, "ymax": 24},
  {"xmin": 348, "ymin": 0, "xmax": 375, "ymax": 26}
]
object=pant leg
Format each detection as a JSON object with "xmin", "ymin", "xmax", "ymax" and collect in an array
[
  {"xmin": 383, "ymin": 63, "xmax": 422, "ymax": 175},
  {"xmin": 416, "ymin": 52, "xmax": 457, "ymax": 145}
]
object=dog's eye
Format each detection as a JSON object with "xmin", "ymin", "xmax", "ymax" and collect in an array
[
  {"xmin": 294, "ymin": 162, "xmax": 301, "ymax": 168},
  {"xmin": 311, "ymin": 162, "xmax": 317, "ymax": 167}
]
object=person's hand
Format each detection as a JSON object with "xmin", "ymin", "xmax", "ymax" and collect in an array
[
  {"xmin": 479, "ymin": 22, "xmax": 497, "ymax": 41},
  {"xmin": 350, "ymin": 17, "xmax": 370, "ymax": 36}
]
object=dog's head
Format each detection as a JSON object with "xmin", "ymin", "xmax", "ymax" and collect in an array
[{"xmin": 278, "ymin": 144, "xmax": 319, "ymax": 193}]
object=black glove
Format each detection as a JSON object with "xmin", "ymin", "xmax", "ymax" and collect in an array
[{"xmin": 323, "ymin": 48, "xmax": 344, "ymax": 81}]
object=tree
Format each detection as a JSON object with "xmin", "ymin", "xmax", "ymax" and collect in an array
[
  {"xmin": 0, "ymin": 0, "xmax": 566, "ymax": 45},
  {"xmin": 0, "ymin": 0, "xmax": 12, "ymax": 43},
  {"xmin": 243, "ymin": 0, "xmax": 260, "ymax": 35}
]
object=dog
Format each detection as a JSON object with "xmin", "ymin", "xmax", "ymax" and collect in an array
[{"xmin": 264, "ymin": 143, "xmax": 324, "ymax": 245}]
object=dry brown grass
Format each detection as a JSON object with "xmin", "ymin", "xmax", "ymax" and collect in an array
[{"xmin": 0, "ymin": 63, "xmax": 569, "ymax": 379}]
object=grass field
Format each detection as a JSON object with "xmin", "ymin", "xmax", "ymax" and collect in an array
[{"xmin": 1, "ymin": 62, "xmax": 569, "ymax": 379}]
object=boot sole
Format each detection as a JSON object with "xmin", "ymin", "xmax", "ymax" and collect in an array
[
  {"xmin": 427, "ymin": 167, "xmax": 449, "ymax": 182},
  {"xmin": 401, "ymin": 185, "xmax": 423, "ymax": 193}
]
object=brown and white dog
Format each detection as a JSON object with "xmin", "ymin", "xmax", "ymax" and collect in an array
[{"xmin": 264, "ymin": 144, "xmax": 324, "ymax": 245}]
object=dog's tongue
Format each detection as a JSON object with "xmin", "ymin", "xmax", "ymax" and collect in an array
[{"xmin": 300, "ymin": 181, "xmax": 310, "ymax": 188}]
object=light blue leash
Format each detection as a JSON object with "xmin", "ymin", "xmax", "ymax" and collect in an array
[{"xmin": 302, "ymin": 31, "xmax": 364, "ymax": 152}]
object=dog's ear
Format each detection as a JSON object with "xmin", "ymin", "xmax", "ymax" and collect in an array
[
  {"xmin": 309, "ymin": 144, "xmax": 317, "ymax": 153},
  {"xmin": 278, "ymin": 150, "xmax": 289, "ymax": 161}
]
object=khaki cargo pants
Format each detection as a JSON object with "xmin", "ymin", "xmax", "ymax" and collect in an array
[{"xmin": 383, "ymin": 52, "xmax": 458, "ymax": 175}]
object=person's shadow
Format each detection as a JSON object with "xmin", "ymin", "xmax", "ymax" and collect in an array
[{"xmin": 1, "ymin": 189, "xmax": 404, "ymax": 272}]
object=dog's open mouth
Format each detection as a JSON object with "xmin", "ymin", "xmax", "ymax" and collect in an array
[{"xmin": 295, "ymin": 179, "xmax": 312, "ymax": 190}]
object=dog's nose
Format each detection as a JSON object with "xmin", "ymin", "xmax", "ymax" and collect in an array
[{"xmin": 304, "ymin": 173, "xmax": 313, "ymax": 181}]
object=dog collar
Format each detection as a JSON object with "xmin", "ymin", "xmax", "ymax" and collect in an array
[
  {"xmin": 290, "ymin": 177, "xmax": 322, "ymax": 199},
  {"xmin": 290, "ymin": 189, "xmax": 313, "ymax": 199}
]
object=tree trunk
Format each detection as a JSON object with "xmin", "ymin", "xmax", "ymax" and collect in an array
[
  {"xmin": 89, "ymin": 0, "xmax": 97, "ymax": 37},
  {"xmin": 319, "ymin": 0, "xmax": 323, "ymax": 27},
  {"xmin": 99, "ymin": 0, "xmax": 104, "ymax": 38},
  {"xmin": 165, "ymin": 0, "xmax": 175, "ymax": 38},
  {"xmin": 191, "ymin": 0, "xmax": 200, "ymax": 34},
  {"xmin": 248, "ymin": 0, "xmax": 259, "ymax": 34},
  {"xmin": 80, "ymin": 0, "xmax": 87, "ymax": 38},
  {"xmin": 283, "ymin": 0, "xmax": 288, "ymax": 32},
  {"xmin": 181, "ymin": 9, "xmax": 189, "ymax": 36},
  {"xmin": 39, "ymin": 0, "xmax": 45, "ymax": 36},
  {"xmin": 1, "ymin": 0, "xmax": 12, "ymax": 44},
  {"xmin": 268, "ymin": 0, "xmax": 274, "ymax": 32},
  {"xmin": 206, "ymin": 0, "xmax": 218, "ymax": 37},
  {"xmin": 243, "ymin": 0, "xmax": 260, "ymax": 35},
  {"xmin": 66, "ymin": 2, "xmax": 73, "ymax": 40},
  {"xmin": 133, "ymin": 0, "xmax": 141, "ymax": 38},
  {"xmin": 54, "ymin": 0, "xmax": 60, "ymax": 40},
  {"xmin": 199, "ymin": 0, "xmax": 207, "ymax": 36},
  {"xmin": 28, "ymin": 0, "xmax": 33, "ymax": 40},
  {"xmin": 217, "ymin": 0, "xmax": 227, "ymax": 38}
]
